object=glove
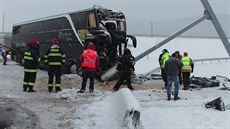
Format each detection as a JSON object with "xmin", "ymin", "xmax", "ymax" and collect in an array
[{"xmin": 191, "ymin": 69, "xmax": 194, "ymax": 73}]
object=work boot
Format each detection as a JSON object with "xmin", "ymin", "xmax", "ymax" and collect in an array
[
  {"xmin": 55, "ymin": 87, "xmax": 62, "ymax": 92},
  {"xmin": 128, "ymin": 86, "xmax": 134, "ymax": 91},
  {"xmin": 77, "ymin": 89, "xmax": 85, "ymax": 93},
  {"xmin": 167, "ymin": 94, "xmax": 171, "ymax": 101},
  {"xmin": 28, "ymin": 87, "xmax": 36, "ymax": 92},
  {"xmin": 112, "ymin": 87, "xmax": 118, "ymax": 91},
  {"xmin": 89, "ymin": 89, "xmax": 94, "ymax": 93},
  {"xmin": 174, "ymin": 94, "xmax": 180, "ymax": 100},
  {"xmin": 23, "ymin": 86, "xmax": 28, "ymax": 92},
  {"xmin": 48, "ymin": 87, "xmax": 53, "ymax": 93}
]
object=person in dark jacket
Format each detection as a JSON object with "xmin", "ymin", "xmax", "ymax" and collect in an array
[
  {"xmin": 173, "ymin": 51, "xmax": 183, "ymax": 85},
  {"xmin": 165, "ymin": 53, "xmax": 183, "ymax": 101},
  {"xmin": 78, "ymin": 42, "xmax": 100, "ymax": 93},
  {"xmin": 44, "ymin": 37, "xmax": 66, "ymax": 93},
  {"xmin": 113, "ymin": 48, "xmax": 135, "ymax": 91},
  {"xmin": 23, "ymin": 39, "xmax": 39, "ymax": 92}
]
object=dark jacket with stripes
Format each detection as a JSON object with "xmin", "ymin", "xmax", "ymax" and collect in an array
[
  {"xmin": 24, "ymin": 46, "xmax": 39, "ymax": 72},
  {"xmin": 44, "ymin": 45, "xmax": 66, "ymax": 66}
]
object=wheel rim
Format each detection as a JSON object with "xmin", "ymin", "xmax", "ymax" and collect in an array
[{"xmin": 70, "ymin": 64, "xmax": 77, "ymax": 74}]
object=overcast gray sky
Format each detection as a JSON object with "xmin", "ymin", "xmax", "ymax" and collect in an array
[{"xmin": 0, "ymin": 0, "xmax": 229, "ymax": 32}]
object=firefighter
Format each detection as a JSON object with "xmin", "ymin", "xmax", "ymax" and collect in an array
[
  {"xmin": 77, "ymin": 42, "xmax": 100, "ymax": 93},
  {"xmin": 44, "ymin": 37, "xmax": 66, "ymax": 93},
  {"xmin": 23, "ymin": 39, "xmax": 39, "ymax": 92},
  {"xmin": 181, "ymin": 52, "xmax": 194, "ymax": 90},
  {"xmin": 113, "ymin": 48, "xmax": 135, "ymax": 91}
]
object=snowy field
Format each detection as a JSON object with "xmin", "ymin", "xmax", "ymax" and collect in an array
[{"xmin": 0, "ymin": 36, "xmax": 230, "ymax": 129}]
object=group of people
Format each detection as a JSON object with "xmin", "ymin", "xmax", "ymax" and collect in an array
[
  {"xmin": 22, "ymin": 37, "xmax": 136, "ymax": 93},
  {"xmin": 22, "ymin": 37, "xmax": 194, "ymax": 100},
  {"xmin": 159, "ymin": 49, "xmax": 194, "ymax": 101},
  {"xmin": 22, "ymin": 37, "xmax": 102, "ymax": 93}
]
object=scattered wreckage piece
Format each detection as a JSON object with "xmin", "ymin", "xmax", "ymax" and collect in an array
[
  {"xmin": 189, "ymin": 76, "xmax": 220, "ymax": 89},
  {"xmin": 205, "ymin": 97, "xmax": 225, "ymax": 111}
]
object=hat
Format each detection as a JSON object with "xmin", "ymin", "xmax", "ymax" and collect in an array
[
  {"xmin": 87, "ymin": 42, "xmax": 95, "ymax": 50},
  {"xmin": 183, "ymin": 52, "xmax": 188, "ymax": 56},
  {"xmin": 52, "ymin": 37, "xmax": 59, "ymax": 45},
  {"xmin": 29, "ymin": 39, "xmax": 39, "ymax": 47},
  {"xmin": 162, "ymin": 49, "xmax": 168, "ymax": 53}
]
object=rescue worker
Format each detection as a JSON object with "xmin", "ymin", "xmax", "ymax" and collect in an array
[
  {"xmin": 165, "ymin": 53, "xmax": 183, "ymax": 101},
  {"xmin": 44, "ymin": 37, "xmax": 66, "ymax": 93},
  {"xmin": 113, "ymin": 48, "xmax": 135, "ymax": 91},
  {"xmin": 78, "ymin": 42, "xmax": 100, "ymax": 93},
  {"xmin": 181, "ymin": 52, "xmax": 194, "ymax": 90},
  {"xmin": 23, "ymin": 39, "xmax": 39, "ymax": 92},
  {"xmin": 173, "ymin": 51, "xmax": 183, "ymax": 85},
  {"xmin": 159, "ymin": 49, "xmax": 170, "ymax": 89}
]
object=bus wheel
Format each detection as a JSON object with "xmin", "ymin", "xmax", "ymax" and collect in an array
[
  {"xmin": 67, "ymin": 62, "xmax": 77, "ymax": 74},
  {"xmin": 20, "ymin": 57, "xmax": 25, "ymax": 66}
]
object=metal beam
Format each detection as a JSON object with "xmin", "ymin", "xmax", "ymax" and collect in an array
[
  {"xmin": 200, "ymin": 0, "xmax": 230, "ymax": 56},
  {"xmin": 135, "ymin": 14, "xmax": 209, "ymax": 62}
]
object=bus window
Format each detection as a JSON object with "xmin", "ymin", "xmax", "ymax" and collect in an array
[
  {"xmin": 13, "ymin": 26, "xmax": 21, "ymax": 34},
  {"xmin": 117, "ymin": 21, "xmax": 126, "ymax": 31},
  {"xmin": 88, "ymin": 13, "xmax": 97, "ymax": 28}
]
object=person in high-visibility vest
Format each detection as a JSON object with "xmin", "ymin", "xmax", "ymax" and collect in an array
[
  {"xmin": 44, "ymin": 37, "xmax": 66, "ymax": 93},
  {"xmin": 181, "ymin": 52, "xmax": 194, "ymax": 90},
  {"xmin": 23, "ymin": 39, "xmax": 39, "ymax": 92},
  {"xmin": 78, "ymin": 42, "xmax": 100, "ymax": 93},
  {"xmin": 159, "ymin": 49, "xmax": 170, "ymax": 89}
]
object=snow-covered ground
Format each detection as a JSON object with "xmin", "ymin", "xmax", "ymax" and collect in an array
[{"xmin": 0, "ymin": 36, "xmax": 230, "ymax": 129}]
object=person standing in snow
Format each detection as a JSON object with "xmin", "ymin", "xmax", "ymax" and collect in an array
[
  {"xmin": 0, "ymin": 43, "xmax": 3, "ymax": 55},
  {"xmin": 43, "ymin": 37, "xmax": 66, "ymax": 93},
  {"xmin": 181, "ymin": 52, "xmax": 194, "ymax": 90},
  {"xmin": 165, "ymin": 53, "xmax": 183, "ymax": 101},
  {"xmin": 113, "ymin": 48, "xmax": 135, "ymax": 91},
  {"xmin": 78, "ymin": 42, "xmax": 100, "ymax": 93},
  {"xmin": 159, "ymin": 49, "xmax": 170, "ymax": 89},
  {"xmin": 173, "ymin": 51, "xmax": 183, "ymax": 85},
  {"xmin": 2, "ymin": 49, "xmax": 11, "ymax": 65},
  {"xmin": 23, "ymin": 39, "xmax": 40, "ymax": 92}
]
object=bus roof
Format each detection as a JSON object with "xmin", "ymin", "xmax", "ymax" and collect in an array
[{"xmin": 13, "ymin": 5, "xmax": 124, "ymax": 26}]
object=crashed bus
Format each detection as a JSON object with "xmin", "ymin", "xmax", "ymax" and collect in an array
[{"xmin": 11, "ymin": 5, "xmax": 136, "ymax": 77}]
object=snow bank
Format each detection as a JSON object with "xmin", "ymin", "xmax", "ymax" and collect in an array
[
  {"xmin": 110, "ymin": 88, "xmax": 141, "ymax": 128},
  {"xmin": 73, "ymin": 88, "xmax": 141, "ymax": 129}
]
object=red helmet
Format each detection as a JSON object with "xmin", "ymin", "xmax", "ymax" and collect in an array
[
  {"xmin": 29, "ymin": 39, "xmax": 39, "ymax": 47},
  {"xmin": 52, "ymin": 37, "xmax": 58, "ymax": 45}
]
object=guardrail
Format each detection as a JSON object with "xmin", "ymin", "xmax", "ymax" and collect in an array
[
  {"xmin": 143, "ymin": 57, "xmax": 230, "ymax": 77},
  {"xmin": 193, "ymin": 57, "xmax": 230, "ymax": 64}
]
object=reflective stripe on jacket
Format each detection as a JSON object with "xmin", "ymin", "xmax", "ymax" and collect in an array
[
  {"xmin": 82, "ymin": 49, "xmax": 97, "ymax": 68},
  {"xmin": 44, "ymin": 46, "xmax": 66, "ymax": 66},
  {"xmin": 24, "ymin": 47, "xmax": 39, "ymax": 71},
  {"xmin": 181, "ymin": 56, "xmax": 192, "ymax": 72}
]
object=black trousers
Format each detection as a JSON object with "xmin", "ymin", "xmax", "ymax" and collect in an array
[
  {"xmin": 161, "ymin": 68, "xmax": 168, "ymax": 88},
  {"xmin": 48, "ymin": 66, "xmax": 62, "ymax": 87},
  {"xmin": 114, "ymin": 71, "xmax": 133, "ymax": 90},
  {"xmin": 81, "ymin": 71, "xmax": 95, "ymax": 91},
  {"xmin": 23, "ymin": 72, "xmax": 37, "ymax": 89},
  {"xmin": 182, "ymin": 72, "xmax": 191, "ymax": 90},
  {"xmin": 178, "ymin": 70, "xmax": 182, "ymax": 85}
]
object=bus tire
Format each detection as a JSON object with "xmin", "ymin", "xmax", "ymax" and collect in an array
[
  {"xmin": 20, "ymin": 57, "xmax": 25, "ymax": 66},
  {"xmin": 67, "ymin": 61, "xmax": 77, "ymax": 74}
]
